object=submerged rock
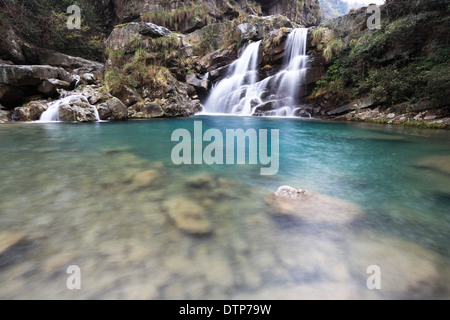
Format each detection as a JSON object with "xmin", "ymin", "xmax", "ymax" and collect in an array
[
  {"xmin": 416, "ymin": 156, "xmax": 450, "ymax": 176},
  {"xmin": 164, "ymin": 197, "xmax": 212, "ymax": 235},
  {"xmin": 0, "ymin": 232, "xmax": 26, "ymax": 256},
  {"xmin": 128, "ymin": 170, "xmax": 161, "ymax": 191},
  {"xmin": 185, "ymin": 173, "xmax": 239, "ymax": 200},
  {"xmin": 348, "ymin": 232, "xmax": 446, "ymax": 299},
  {"xmin": 266, "ymin": 185, "xmax": 364, "ymax": 225}
]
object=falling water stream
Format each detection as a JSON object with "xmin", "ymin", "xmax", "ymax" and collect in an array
[
  {"xmin": 203, "ymin": 28, "xmax": 310, "ymax": 116},
  {"xmin": 39, "ymin": 95, "xmax": 100, "ymax": 122}
]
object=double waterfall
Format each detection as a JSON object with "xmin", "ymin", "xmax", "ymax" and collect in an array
[{"xmin": 203, "ymin": 28, "xmax": 309, "ymax": 117}]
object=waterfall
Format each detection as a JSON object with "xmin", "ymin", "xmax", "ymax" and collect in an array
[
  {"xmin": 39, "ymin": 95, "xmax": 100, "ymax": 122},
  {"xmin": 39, "ymin": 97, "xmax": 66, "ymax": 122},
  {"xmin": 74, "ymin": 75, "xmax": 81, "ymax": 89},
  {"xmin": 202, "ymin": 28, "xmax": 310, "ymax": 117},
  {"xmin": 203, "ymin": 41, "xmax": 261, "ymax": 115}
]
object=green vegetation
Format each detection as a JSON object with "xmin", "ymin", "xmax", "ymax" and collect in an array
[
  {"xmin": 311, "ymin": 28, "xmax": 325, "ymax": 46},
  {"xmin": 323, "ymin": 39, "xmax": 344, "ymax": 63},
  {"xmin": 0, "ymin": 0, "xmax": 108, "ymax": 60},
  {"xmin": 141, "ymin": 3, "xmax": 211, "ymax": 32},
  {"xmin": 105, "ymin": 34, "xmax": 183, "ymax": 100},
  {"xmin": 403, "ymin": 121, "xmax": 447, "ymax": 129},
  {"xmin": 313, "ymin": 3, "xmax": 450, "ymax": 108},
  {"xmin": 194, "ymin": 27, "xmax": 220, "ymax": 56},
  {"xmin": 371, "ymin": 118, "xmax": 390, "ymax": 125}
]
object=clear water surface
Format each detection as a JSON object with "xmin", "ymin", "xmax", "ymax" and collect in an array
[{"xmin": 0, "ymin": 116, "xmax": 449, "ymax": 299}]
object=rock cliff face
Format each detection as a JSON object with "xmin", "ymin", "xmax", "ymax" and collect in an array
[
  {"xmin": 0, "ymin": 0, "xmax": 323, "ymax": 122},
  {"xmin": 110, "ymin": 0, "xmax": 321, "ymax": 28},
  {"xmin": 306, "ymin": 0, "xmax": 450, "ymax": 128},
  {"xmin": 259, "ymin": 0, "xmax": 322, "ymax": 27}
]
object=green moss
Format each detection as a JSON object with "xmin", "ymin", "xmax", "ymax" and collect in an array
[
  {"xmin": 323, "ymin": 39, "xmax": 344, "ymax": 63},
  {"xmin": 193, "ymin": 27, "xmax": 219, "ymax": 56},
  {"xmin": 105, "ymin": 29, "xmax": 184, "ymax": 100},
  {"xmin": 403, "ymin": 121, "xmax": 447, "ymax": 129},
  {"xmin": 349, "ymin": 118, "xmax": 447, "ymax": 130},
  {"xmin": 311, "ymin": 28, "xmax": 325, "ymax": 46},
  {"xmin": 371, "ymin": 118, "xmax": 390, "ymax": 125},
  {"xmin": 0, "ymin": 0, "xmax": 107, "ymax": 60},
  {"xmin": 313, "ymin": 6, "xmax": 450, "ymax": 109}
]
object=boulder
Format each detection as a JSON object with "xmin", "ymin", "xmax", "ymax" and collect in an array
[
  {"xmin": 0, "ymin": 25, "xmax": 26, "ymax": 64},
  {"xmin": 58, "ymin": 104, "xmax": 98, "ymax": 122},
  {"xmin": 61, "ymin": 85, "xmax": 111, "ymax": 106},
  {"xmin": 0, "ymin": 65, "xmax": 74, "ymax": 86},
  {"xmin": 0, "ymin": 231, "xmax": 26, "ymax": 256},
  {"xmin": 52, "ymin": 95, "xmax": 99, "ymax": 122},
  {"xmin": 138, "ymin": 22, "xmax": 171, "ymax": 38},
  {"xmin": 81, "ymin": 73, "xmax": 96, "ymax": 85},
  {"xmin": 105, "ymin": 23, "xmax": 146, "ymax": 51},
  {"xmin": 128, "ymin": 170, "xmax": 161, "ymax": 191},
  {"xmin": 105, "ymin": 20, "xmax": 202, "ymax": 118},
  {"xmin": 159, "ymin": 96, "xmax": 203, "ymax": 117},
  {"xmin": 266, "ymin": 185, "xmax": 365, "ymax": 225},
  {"xmin": 97, "ymin": 104, "xmax": 112, "ymax": 120},
  {"xmin": 106, "ymin": 97, "xmax": 128, "ymax": 120},
  {"xmin": 186, "ymin": 74, "xmax": 209, "ymax": 93},
  {"xmin": 0, "ymin": 106, "xmax": 10, "ymax": 122},
  {"xmin": 327, "ymin": 97, "xmax": 376, "ymax": 116},
  {"xmin": 258, "ymin": 0, "xmax": 321, "ymax": 27},
  {"xmin": 13, "ymin": 101, "xmax": 48, "ymax": 121},
  {"xmin": 183, "ymin": 23, "xmax": 230, "ymax": 52},
  {"xmin": 0, "ymin": 65, "xmax": 75, "ymax": 107},
  {"xmin": 37, "ymin": 79, "xmax": 71, "ymax": 95},
  {"xmin": 163, "ymin": 196, "xmax": 212, "ymax": 235},
  {"xmin": 259, "ymin": 28, "xmax": 292, "ymax": 67},
  {"xmin": 321, "ymin": 7, "xmax": 368, "ymax": 40},
  {"xmin": 185, "ymin": 173, "xmax": 239, "ymax": 199},
  {"xmin": 236, "ymin": 15, "xmax": 295, "ymax": 43},
  {"xmin": 196, "ymin": 48, "xmax": 237, "ymax": 74},
  {"xmin": 415, "ymin": 156, "xmax": 450, "ymax": 176},
  {"xmin": 208, "ymin": 65, "xmax": 229, "ymax": 82},
  {"xmin": 348, "ymin": 232, "xmax": 445, "ymax": 299},
  {"xmin": 37, "ymin": 50, "xmax": 104, "ymax": 74},
  {"xmin": 106, "ymin": 85, "xmax": 141, "ymax": 107},
  {"xmin": 128, "ymin": 102, "xmax": 165, "ymax": 119},
  {"xmin": 0, "ymin": 84, "xmax": 26, "ymax": 108}
]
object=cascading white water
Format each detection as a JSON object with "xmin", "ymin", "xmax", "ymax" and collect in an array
[
  {"xmin": 74, "ymin": 75, "xmax": 82, "ymax": 89},
  {"xmin": 203, "ymin": 41, "xmax": 261, "ymax": 114},
  {"xmin": 39, "ymin": 97, "xmax": 66, "ymax": 122},
  {"xmin": 202, "ymin": 28, "xmax": 310, "ymax": 117},
  {"xmin": 39, "ymin": 95, "xmax": 100, "ymax": 122}
]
